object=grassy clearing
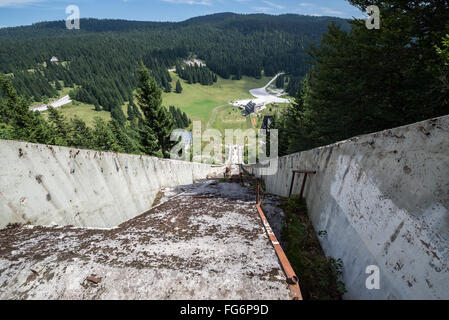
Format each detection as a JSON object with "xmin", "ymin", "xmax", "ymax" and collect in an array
[
  {"xmin": 29, "ymin": 83, "xmax": 74, "ymax": 107},
  {"xmin": 40, "ymin": 72, "xmax": 280, "ymax": 130},
  {"xmin": 280, "ymin": 196, "xmax": 346, "ymax": 300},
  {"xmin": 209, "ymin": 106, "xmax": 249, "ymax": 132},
  {"xmin": 40, "ymin": 84, "xmax": 131, "ymax": 127},
  {"xmin": 42, "ymin": 101, "xmax": 112, "ymax": 127},
  {"xmin": 162, "ymin": 72, "xmax": 271, "ymax": 127}
]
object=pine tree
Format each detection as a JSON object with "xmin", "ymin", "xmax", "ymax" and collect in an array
[
  {"xmin": 276, "ymin": 74, "xmax": 284, "ymax": 88},
  {"xmin": 92, "ymin": 117, "xmax": 121, "ymax": 152},
  {"xmin": 69, "ymin": 116, "xmax": 94, "ymax": 149},
  {"xmin": 47, "ymin": 106, "xmax": 70, "ymax": 146},
  {"xmin": 55, "ymin": 80, "xmax": 62, "ymax": 91},
  {"xmin": 175, "ymin": 80, "xmax": 183, "ymax": 94},
  {"xmin": 0, "ymin": 75, "xmax": 53, "ymax": 144},
  {"xmin": 127, "ymin": 103, "xmax": 136, "ymax": 122},
  {"xmin": 108, "ymin": 119, "xmax": 138, "ymax": 154},
  {"xmin": 157, "ymin": 106, "xmax": 174, "ymax": 157},
  {"xmin": 110, "ymin": 105, "xmax": 127, "ymax": 126},
  {"xmin": 164, "ymin": 82, "xmax": 171, "ymax": 93},
  {"xmin": 136, "ymin": 64, "xmax": 174, "ymax": 156}
]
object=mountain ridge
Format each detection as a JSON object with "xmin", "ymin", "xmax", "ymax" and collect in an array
[{"xmin": 0, "ymin": 12, "xmax": 349, "ymax": 38}]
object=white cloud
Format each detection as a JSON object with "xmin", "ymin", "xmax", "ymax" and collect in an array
[
  {"xmin": 252, "ymin": 6, "xmax": 273, "ymax": 13},
  {"xmin": 0, "ymin": 0, "xmax": 45, "ymax": 7},
  {"xmin": 162, "ymin": 0, "xmax": 212, "ymax": 6},
  {"xmin": 320, "ymin": 6, "xmax": 344, "ymax": 16},
  {"xmin": 262, "ymin": 1, "xmax": 284, "ymax": 10},
  {"xmin": 295, "ymin": 2, "xmax": 346, "ymax": 17}
]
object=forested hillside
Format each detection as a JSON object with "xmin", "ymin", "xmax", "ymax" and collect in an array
[
  {"xmin": 0, "ymin": 13, "xmax": 348, "ymax": 109},
  {"xmin": 274, "ymin": 0, "xmax": 449, "ymax": 156}
]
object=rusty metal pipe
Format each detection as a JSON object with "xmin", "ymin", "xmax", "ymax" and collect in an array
[
  {"xmin": 256, "ymin": 203, "xmax": 303, "ymax": 300},
  {"xmin": 299, "ymin": 174, "xmax": 308, "ymax": 199},
  {"xmin": 289, "ymin": 173, "xmax": 296, "ymax": 197},
  {"xmin": 290, "ymin": 170, "xmax": 317, "ymax": 199}
]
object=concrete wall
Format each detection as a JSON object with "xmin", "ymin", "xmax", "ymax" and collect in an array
[
  {"xmin": 0, "ymin": 140, "xmax": 222, "ymax": 229},
  {"xmin": 249, "ymin": 115, "xmax": 449, "ymax": 300}
]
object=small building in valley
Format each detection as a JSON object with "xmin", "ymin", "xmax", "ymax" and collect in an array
[{"xmin": 245, "ymin": 101, "xmax": 256, "ymax": 115}]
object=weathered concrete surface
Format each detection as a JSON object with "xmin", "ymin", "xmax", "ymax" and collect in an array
[
  {"xmin": 0, "ymin": 140, "xmax": 223, "ymax": 229},
  {"xmin": 0, "ymin": 181, "xmax": 292, "ymax": 300},
  {"xmin": 248, "ymin": 115, "xmax": 449, "ymax": 300}
]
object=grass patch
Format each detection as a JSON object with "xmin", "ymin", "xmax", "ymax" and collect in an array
[
  {"xmin": 42, "ymin": 101, "xmax": 112, "ymax": 127},
  {"xmin": 162, "ymin": 71, "xmax": 271, "ymax": 127},
  {"xmin": 39, "ymin": 72, "xmax": 282, "ymax": 130},
  {"xmin": 209, "ymin": 105, "xmax": 249, "ymax": 133},
  {"xmin": 280, "ymin": 196, "xmax": 346, "ymax": 300}
]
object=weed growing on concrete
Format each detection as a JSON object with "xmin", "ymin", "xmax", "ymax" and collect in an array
[{"xmin": 280, "ymin": 196, "xmax": 347, "ymax": 300}]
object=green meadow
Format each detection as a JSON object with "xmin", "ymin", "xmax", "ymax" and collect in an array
[
  {"xmin": 42, "ymin": 71, "xmax": 285, "ymax": 131},
  {"xmin": 162, "ymin": 71, "xmax": 271, "ymax": 127}
]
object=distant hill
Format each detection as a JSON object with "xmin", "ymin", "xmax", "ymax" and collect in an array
[
  {"xmin": 0, "ymin": 13, "xmax": 349, "ymax": 108},
  {"xmin": 0, "ymin": 13, "xmax": 349, "ymax": 38}
]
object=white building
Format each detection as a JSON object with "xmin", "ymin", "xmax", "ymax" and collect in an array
[{"xmin": 50, "ymin": 56, "xmax": 59, "ymax": 63}]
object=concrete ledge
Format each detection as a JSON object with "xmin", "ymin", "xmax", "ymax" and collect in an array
[{"xmin": 0, "ymin": 140, "xmax": 223, "ymax": 228}]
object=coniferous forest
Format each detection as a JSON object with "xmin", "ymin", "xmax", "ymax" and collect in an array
[
  {"xmin": 273, "ymin": 1, "xmax": 449, "ymax": 156},
  {"xmin": 0, "ymin": 14, "xmax": 347, "ymax": 106},
  {"xmin": 0, "ymin": 13, "xmax": 347, "ymax": 157},
  {"xmin": 176, "ymin": 63, "xmax": 217, "ymax": 86},
  {"xmin": 1, "ymin": 5, "xmax": 448, "ymax": 159}
]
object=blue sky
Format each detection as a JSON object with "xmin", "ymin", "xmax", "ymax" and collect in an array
[{"xmin": 0, "ymin": 0, "xmax": 364, "ymax": 28}]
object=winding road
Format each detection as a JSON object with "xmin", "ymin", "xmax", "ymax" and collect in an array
[{"xmin": 234, "ymin": 73, "xmax": 291, "ymax": 108}]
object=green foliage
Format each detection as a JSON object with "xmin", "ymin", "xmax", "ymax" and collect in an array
[
  {"xmin": 1, "ymin": 67, "xmax": 172, "ymax": 158},
  {"xmin": 176, "ymin": 63, "xmax": 217, "ymax": 86},
  {"xmin": 0, "ymin": 14, "xmax": 349, "ymax": 114},
  {"xmin": 110, "ymin": 105, "xmax": 127, "ymax": 126},
  {"xmin": 437, "ymin": 34, "xmax": 449, "ymax": 66},
  {"xmin": 0, "ymin": 123, "xmax": 14, "ymax": 140},
  {"xmin": 274, "ymin": 78, "xmax": 313, "ymax": 155},
  {"xmin": 0, "ymin": 74, "xmax": 54, "ymax": 144},
  {"xmin": 164, "ymin": 82, "xmax": 172, "ymax": 93},
  {"xmin": 276, "ymin": 2, "xmax": 449, "ymax": 155},
  {"xmin": 175, "ymin": 80, "xmax": 183, "ymax": 94},
  {"xmin": 169, "ymin": 105, "xmax": 191, "ymax": 129},
  {"xmin": 136, "ymin": 65, "xmax": 174, "ymax": 157},
  {"xmin": 69, "ymin": 116, "xmax": 94, "ymax": 149},
  {"xmin": 281, "ymin": 196, "xmax": 346, "ymax": 300},
  {"xmin": 108, "ymin": 119, "xmax": 140, "ymax": 154},
  {"xmin": 47, "ymin": 106, "xmax": 70, "ymax": 146},
  {"xmin": 156, "ymin": 106, "xmax": 175, "ymax": 158},
  {"xmin": 91, "ymin": 117, "xmax": 121, "ymax": 152},
  {"xmin": 275, "ymin": 74, "xmax": 285, "ymax": 88}
]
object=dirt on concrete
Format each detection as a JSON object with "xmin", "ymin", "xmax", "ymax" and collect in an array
[{"xmin": 0, "ymin": 180, "xmax": 292, "ymax": 300}]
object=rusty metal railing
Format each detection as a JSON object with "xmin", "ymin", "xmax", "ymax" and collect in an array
[
  {"xmin": 289, "ymin": 170, "xmax": 317, "ymax": 199},
  {"xmin": 248, "ymin": 169, "xmax": 303, "ymax": 300}
]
